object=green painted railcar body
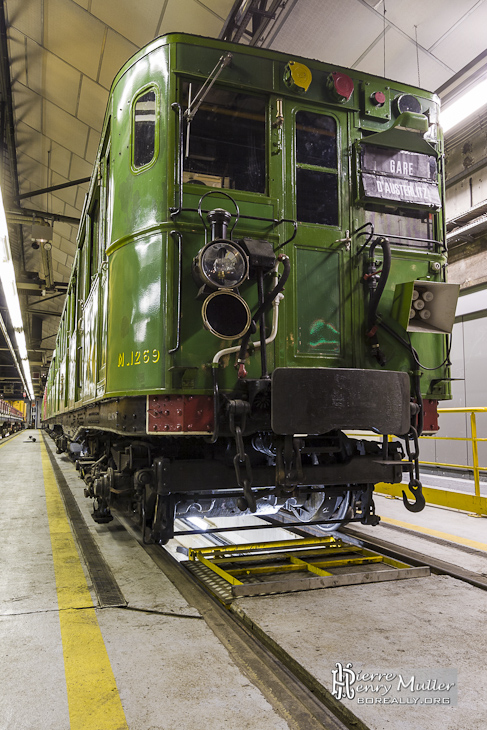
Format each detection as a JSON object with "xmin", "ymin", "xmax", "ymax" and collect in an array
[{"xmin": 42, "ymin": 34, "xmax": 457, "ymax": 541}]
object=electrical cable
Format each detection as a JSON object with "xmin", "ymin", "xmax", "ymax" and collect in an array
[
  {"xmin": 236, "ymin": 254, "xmax": 290, "ymax": 376},
  {"xmin": 377, "ymin": 317, "xmax": 451, "ymax": 371}
]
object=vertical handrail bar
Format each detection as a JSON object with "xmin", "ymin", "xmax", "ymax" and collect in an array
[{"xmin": 470, "ymin": 411, "xmax": 482, "ymax": 516}]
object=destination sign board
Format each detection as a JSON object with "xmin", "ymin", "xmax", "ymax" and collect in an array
[{"xmin": 361, "ymin": 145, "xmax": 441, "ymax": 208}]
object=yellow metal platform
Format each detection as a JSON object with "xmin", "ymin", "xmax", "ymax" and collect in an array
[{"xmin": 184, "ymin": 536, "xmax": 429, "ymax": 602}]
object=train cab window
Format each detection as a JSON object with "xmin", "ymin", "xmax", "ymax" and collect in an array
[
  {"xmin": 182, "ymin": 82, "xmax": 265, "ymax": 193},
  {"xmin": 133, "ymin": 89, "xmax": 157, "ymax": 169},
  {"xmin": 295, "ymin": 111, "xmax": 338, "ymax": 226}
]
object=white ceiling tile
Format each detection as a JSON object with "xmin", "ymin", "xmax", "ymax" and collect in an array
[
  {"xmin": 51, "ymin": 246, "xmax": 68, "ymax": 267},
  {"xmin": 30, "ymin": 50, "xmax": 81, "ymax": 116},
  {"xmin": 60, "ymin": 203, "xmax": 79, "ymax": 222},
  {"xmin": 11, "ymin": 82, "xmax": 42, "ymax": 130},
  {"xmin": 24, "ymin": 37, "xmax": 43, "ymax": 93},
  {"xmin": 367, "ymin": 0, "xmax": 481, "ymax": 56},
  {"xmin": 91, "ymin": 0, "xmax": 162, "ymax": 47},
  {"xmin": 353, "ymin": 25, "xmax": 454, "ymax": 90},
  {"xmin": 70, "ymin": 154, "xmax": 93, "ymax": 180},
  {"xmin": 198, "ymin": 0, "xmax": 235, "ymax": 19},
  {"xmin": 53, "ymin": 260, "xmax": 72, "ymax": 279},
  {"xmin": 432, "ymin": 3, "xmax": 487, "ymax": 73},
  {"xmin": 98, "ymin": 29, "xmax": 138, "ymax": 90},
  {"xmin": 49, "ymin": 172, "xmax": 78, "ymax": 207},
  {"xmin": 42, "ymin": 99, "xmax": 89, "ymax": 158},
  {"xmin": 53, "ymin": 186, "xmax": 78, "ymax": 210},
  {"xmin": 85, "ymin": 127, "xmax": 101, "ymax": 164},
  {"xmin": 18, "ymin": 159, "xmax": 48, "ymax": 189},
  {"xmin": 268, "ymin": 0, "xmax": 384, "ymax": 70},
  {"xmin": 159, "ymin": 0, "xmax": 226, "ymax": 38},
  {"xmin": 74, "ymin": 186, "xmax": 89, "ymax": 211},
  {"xmin": 77, "ymin": 76, "xmax": 109, "ymax": 132},
  {"xmin": 48, "ymin": 144, "xmax": 73, "ymax": 179},
  {"xmin": 7, "ymin": 27, "xmax": 27, "ymax": 86},
  {"xmin": 46, "ymin": 194, "xmax": 69, "ymax": 218},
  {"xmin": 44, "ymin": 0, "xmax": 106, "ymax": 80},
  {"xmin": 15, "ymin": 125, "xmax": 72, "ymax": 179},
  {"xmin": 59, "ymin": 236, "xmax": 77, "ymax": 256},
  {"xmin": 5, "ymin": 0, "xmax": 43, "ymax": 44},
  {"xmin": 55, "ymin": 220, "xmax": 78, "ymax": 241}
]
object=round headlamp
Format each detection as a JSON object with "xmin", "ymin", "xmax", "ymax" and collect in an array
[{"xmin": 193, "ymin": 240, "xmax": 248, "ymax": 290}]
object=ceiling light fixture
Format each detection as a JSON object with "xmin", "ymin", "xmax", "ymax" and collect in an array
[
  {"xmin": 0, "ymin": 188, "xmax": 34, "ymax": 401},
  {"xmin": 440, "ymin": 77, "xmax": 487, "ymax": 133}
]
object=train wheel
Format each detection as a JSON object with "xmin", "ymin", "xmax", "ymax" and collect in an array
[{"xmin": 313, "ymin": 492, "xmax": 352, "ymax": 532}]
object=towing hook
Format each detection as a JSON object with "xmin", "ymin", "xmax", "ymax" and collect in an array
[{"xmin": 402, "ymin": 478, "xmax": 426, "ymax": 513}]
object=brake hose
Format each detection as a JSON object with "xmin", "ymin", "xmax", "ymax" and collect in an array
[
  {"xmin": 237, "ymin": 254, "xmax": 290, "ymax": 378},
  {"xmin": 365, "ymin": 236, "xmax": 391, "ymax": 366}
]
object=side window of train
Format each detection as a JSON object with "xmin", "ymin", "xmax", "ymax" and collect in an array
[
  {"xmin": 132, "ymin": 87, "xmax": 158, "ymax": 171},
  {"xmin": 295, "ymin": 111, "xmax": 339, "ymax": 226},
  {"xmin": 182, "ymin": 81, "xmax": 266, "ymax": 193},
  {"xmin": 89, "ymin": 197, "xmax": 100, "ymax": 282}
]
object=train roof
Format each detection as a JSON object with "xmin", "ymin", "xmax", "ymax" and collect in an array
[{"xmin": 112, "ymin": 32, "xmax": 439, "ymax": 100}]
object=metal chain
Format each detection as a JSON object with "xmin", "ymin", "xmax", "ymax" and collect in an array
[
  {"xmin": 402, "ymin": 426, "xmax": 425, "ymax": 512},
  {"xmin": 229, "ymin": 407, "xmax": 256, "ymax": 512}
]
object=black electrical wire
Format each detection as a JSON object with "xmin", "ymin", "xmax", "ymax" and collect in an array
[
  {"xmin": 237, "ymin": 254, "xmax": 290, "ymax": 370},
  {"xmin": 362, "ymin": 235, "xmax": 391, "ymax": 367},
  {"xmin": 405, "ymin": 328, "xmax": 452, "ymax": 371},
  {"xmin": 367, "ymin": 236, "xmax": 391, "ymax": 336},
  {"xmin": 377, "ymin": 317, "xmax": 452, "ymax": 372}
]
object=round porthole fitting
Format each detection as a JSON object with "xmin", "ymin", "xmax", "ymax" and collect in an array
[{"xmin": 202, "ymin": 290, "xmax": 251, "ymax": 340}]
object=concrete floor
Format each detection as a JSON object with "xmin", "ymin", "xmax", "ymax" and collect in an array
[
  {"xmin": 351, "ymin": 492, "xmax": 487, "ymax": 574},
  {"xmin": 235, "ymin": 490, "xmax": 487, "ymax": 730},
  {"xmin": 2, "ymin": 429, "xmax": 486, "ymax": 730},
  {"xmin": 236, "ymin": 572, "xmax": 487, "ymax": 730},
  {"xmin": 0, "ymin": 431, "xmax": 291, "ymax": 730}
]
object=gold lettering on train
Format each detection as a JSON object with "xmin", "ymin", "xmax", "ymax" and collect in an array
[{"xmin": 117, "ymin": 349, "xmax": 160, "ymax": 367}]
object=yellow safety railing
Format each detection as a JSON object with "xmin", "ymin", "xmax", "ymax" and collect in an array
[{"xmin": 375, "ymin": 407, "xmax": 487, "ymax": 517}]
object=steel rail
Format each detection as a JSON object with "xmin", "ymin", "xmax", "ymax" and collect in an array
[
  {"xmin": 263, "ymin": 512, "xmax": 487, "ymax": 591},
  {"xmin": 268, "ymin": 512, "xmax": 487, "ymax": 592}
]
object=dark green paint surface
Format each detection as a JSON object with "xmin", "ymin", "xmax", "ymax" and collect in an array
[{"xmin": 43, "ymin": 33, "xmax": 451, "ymax": 421}]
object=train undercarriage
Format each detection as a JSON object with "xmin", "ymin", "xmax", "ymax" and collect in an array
[
  {"xmin": 46, "ymin": 367, "xmax": 423, "ymax": 544},
  {"xmin": 48, "ymin": 424, "xmax": 406, "ymax": 543}
]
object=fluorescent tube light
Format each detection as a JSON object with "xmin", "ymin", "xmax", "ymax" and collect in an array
[
  {"xmin": 441, "ymin": 78, "xmax": 487, "ymax": 133},
  {"xmin": 186, "ymin": 515, "xmax": 209, "ymax": 530},
  {"xmin": 0, "ymin": 188, "xmax": 34, "ymax": 400}
]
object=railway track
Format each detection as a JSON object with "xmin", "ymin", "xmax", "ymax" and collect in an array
[{"xmin": 262, "ymin": 512, "xmax": 487, "ymax": 592}]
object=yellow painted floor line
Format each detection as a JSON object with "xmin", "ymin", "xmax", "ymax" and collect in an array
[
  {"xmin": 380, "ymin": 516, "xmax": 487, "ymax": 553},
  {"xmin": 40, "ymin": 435, "xmax": 129, "ymax": 730}
]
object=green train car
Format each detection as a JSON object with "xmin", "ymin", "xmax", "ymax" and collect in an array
[{"xmin": 43, "ymin": 33, "xmax": 458, "ymax": 542}]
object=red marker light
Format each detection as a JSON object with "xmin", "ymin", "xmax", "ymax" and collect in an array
[
  {"xmin": 371, "ymin": 91, "xmax": 386, "ymax": 106},
  {"xmin": 329, "ymin": 72, "xmax": 354, "ymax": 102}
]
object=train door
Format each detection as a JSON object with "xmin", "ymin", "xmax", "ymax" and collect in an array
[
  {"xmin": 96, "ymin": 140, "xmax": 111, "ymax": 396},
  {"xmin": 75, "ymin": 240, "xmax": 87, "ymax": 405},
  {"xmin": 272, "ymin": 101, "xmax": 354, "ymax": 369},
  {"xmin": 67, "ymin": 276, "xmax": 77, "ymax": 409},
  {"xmin": 81, "ymin": 195, "xmax": 100, "ymax": 402}
]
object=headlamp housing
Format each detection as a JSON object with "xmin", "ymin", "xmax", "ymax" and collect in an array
[{"xmin": 192, "ymin": 239, "xmax": 248, "ymax": 290}]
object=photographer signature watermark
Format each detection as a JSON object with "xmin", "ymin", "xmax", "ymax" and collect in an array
[{"xmin": 331, "ymin": 662, "xmax": 457, "ymax": 706}]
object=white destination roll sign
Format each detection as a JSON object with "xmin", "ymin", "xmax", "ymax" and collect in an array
[{"xmin": 361, "ymin": 145, "xmax": 441, "ymax": 208}]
